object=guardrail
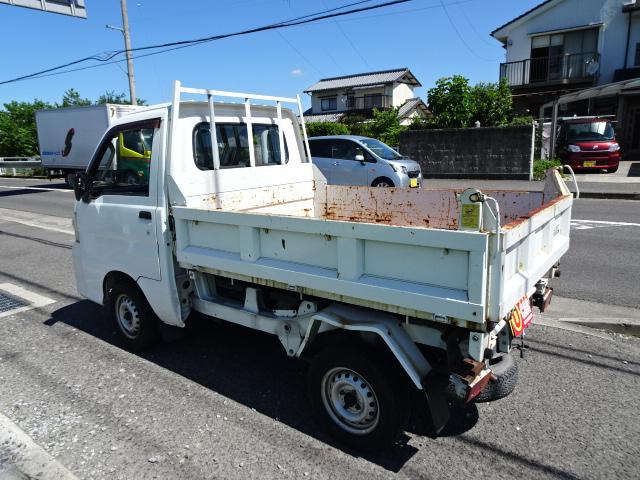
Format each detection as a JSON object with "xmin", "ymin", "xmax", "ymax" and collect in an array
[{"xmin": 0, "ymin": 157, "xmax": 42, "ymax": 170}]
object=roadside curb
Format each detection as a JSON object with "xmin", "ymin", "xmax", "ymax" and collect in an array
[
  {"xmin": 577, "ymin": 192, "xmax": 640, "ymax": 201},
  {"xmin": 0, "ymin": 412, "xmax": 79, "ymax": 480}
]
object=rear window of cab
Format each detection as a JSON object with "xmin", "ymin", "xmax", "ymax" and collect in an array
[{"xmin": 193, "ymin": 122, "xmax": 289, "ymax": 170}]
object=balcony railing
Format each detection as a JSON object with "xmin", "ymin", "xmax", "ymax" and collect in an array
[
  {"xmin": 500, "ymin": 52, "xmax": 599, "ymax": 87},
  {"xmin": 346, "ymin": 94, "xmax": 392, "ymax": 111}
]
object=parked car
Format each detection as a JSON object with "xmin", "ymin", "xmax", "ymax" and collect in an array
[
  {"xmin": 557, "ymin": 116, "xmax": 621, "ymax": 173},
  {"xmin": 308, "ymin": 135, "xmax": 422, "ymax": 187}
]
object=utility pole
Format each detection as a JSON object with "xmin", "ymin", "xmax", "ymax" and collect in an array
[
  {"xmin": 107, "ymin": 0, "xmax": 137, "ymax": 105},
  {"xmin": 120, "ymin": 0, "xmax": 137, "ymax": 105}
]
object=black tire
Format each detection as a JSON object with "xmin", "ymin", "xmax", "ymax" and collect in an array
[
  {"xmin": 105, "ymin": 281, "xmax": 159, "ymax": 352},
  {"xmin": 372, "ymin": 177, "xmax": 395, "ymax": 187},
  {"xmin": 607, "ymin": 166, "xmax": 619, "ymax": 173},
  {"xmin": 474, "ymin": 353, "xmax": 518, "ymax": 403},
  {"xmin": 308, "ymin": 346, "xmax": 410, "ymax": 452},
  {"xmin": 65, "ymin": 173, "xmax": 76, "ymax": 188}
]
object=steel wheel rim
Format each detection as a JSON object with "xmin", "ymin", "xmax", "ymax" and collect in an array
[
  {"xmin": 115, "ymin": 293, "xmax": 141, "ymax": 339},
  {"xmin": 321, "ymin": 367, "xmax": 380, "ymax": 435},
  {"xmin": 375, "ymin": 181, "xmax": 390, "ymax": 187}
]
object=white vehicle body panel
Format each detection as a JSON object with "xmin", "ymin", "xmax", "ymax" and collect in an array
[
  {"xmin": 36, "ymin": 104, "xmax": 140, "ymax": 170},
  {"xmin": 71, "ymin": 81, "xmax": 573, "ymax": 392}
]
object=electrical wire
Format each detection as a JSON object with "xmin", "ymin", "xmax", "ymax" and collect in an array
[
  {"xmin": 320, "ymin": 0, "xmax": 372, "ymax": 69},
  {"xmin": 438, "ymin": 0, "xmax": 498, "ymax": 62},
  {"xmin": 0, "ymin": 0, "xmax": 412, "ymax": 85}
]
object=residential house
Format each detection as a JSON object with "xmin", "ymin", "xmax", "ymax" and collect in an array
[
  {"xmin": 492, "ymin": 0, "xmax": 640, "ymax": 157},
  {"xmin": 491, "ymin": 0, "xmax": 640, "ymax": 116},
  {"xmin": 303, "ymin": 68, "xmax": 429, "ymax": 126}
]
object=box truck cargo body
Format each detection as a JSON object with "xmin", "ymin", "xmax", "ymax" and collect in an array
[{"xmin": 36, "ymin": 104, "xmax": 140, "ymax": 184}]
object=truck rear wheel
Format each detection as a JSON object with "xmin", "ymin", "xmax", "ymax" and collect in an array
[
  {"xmin": 105, "ymin": 282, "xmax": 159, "ymax": 352},
  {"xmin": 308, "ymin": 347, "xmax": 409, "ymax": 452}
]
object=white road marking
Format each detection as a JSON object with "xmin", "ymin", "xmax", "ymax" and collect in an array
[
  {"xmin": 0, "ymin": 184, "xmax": 72, "ymax": 193},
  {"xmin": 0, "ymin": 412, "xmax": 79, "ymax": 480},
  {"xmin": 0, "ymin": 283, "xmax": 56, "ymax": 319},
  {"xmin": 0, "ymin": 207, "xmax": 73, "ymax": 235},
  {"xmin": 571, "ymin": 218, "xmax": 640, "ymax": 230}
]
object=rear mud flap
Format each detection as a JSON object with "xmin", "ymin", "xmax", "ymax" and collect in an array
[{"xmin": 422, "ymin": 371, "xmax": 451, "ymax": 434}]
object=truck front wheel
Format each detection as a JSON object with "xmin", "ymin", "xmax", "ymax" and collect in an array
[
  {"xmin": 105, "ymin": 282, "xmax": 159, "ymax": 352},
  {"xmin": 308, "ymin": 347, "xmax": 409, "ymax": 452}
]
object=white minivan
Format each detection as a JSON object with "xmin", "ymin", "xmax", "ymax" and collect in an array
[{"xmin": 309, "ymin": 135, "xmax": 423, "ymax": 188}]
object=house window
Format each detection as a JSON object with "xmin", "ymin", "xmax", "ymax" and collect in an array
[
  {"xmin": 530, "ymin": 28, "xmax": 598, "ymax": 82},
  {"xmin": 321, "ymin": 97, "xmax": 337, "ymax": 111},
  {"xmin": 635, "ymin": 43, "xmax": 640, "ymax": 67}
]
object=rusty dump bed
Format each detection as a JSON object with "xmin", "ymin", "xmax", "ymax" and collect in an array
[
  {"xmin": 195, "ymin": 182, "xmax": 554, "ymax": 231},
  {"xmin": 173, "ymin": 170, "xmax": 573, "ymax": 325}
]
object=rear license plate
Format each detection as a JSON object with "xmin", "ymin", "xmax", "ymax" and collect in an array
[
  {"xmin": 410, "ymin": 178, "xmax": 419, "ymax": 188},
  {"xmin": 583, "ymin": 160, "xmax": 596, "ymax": 167},
  {"xmin": 509, "ymin": 295, "xmax": 533, "ymax": 337}
]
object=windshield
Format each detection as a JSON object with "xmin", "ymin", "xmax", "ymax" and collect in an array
[
  {"xmin": 566, "ymin": 121, "xmax": 614, "ymax": 142},
  {"xmin": 359, "ymin": 138, "xmax": 403, "ymax": 160}
]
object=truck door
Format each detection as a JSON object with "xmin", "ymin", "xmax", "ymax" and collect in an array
[{"xmin": 74, "ymin": 118, "xmax": 162, "ymax": 304}]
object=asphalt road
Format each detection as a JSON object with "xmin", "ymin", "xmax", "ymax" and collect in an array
[
  {"xmin": 1, "ymin": 177, "xmax": 639, "ymax": 479},
  {"xmin": 553, "ymin": 198, "xmax": 640, "ymax": 309}
]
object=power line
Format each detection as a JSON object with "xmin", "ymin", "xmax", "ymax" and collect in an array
[
  {"xmin": 0, "ymin": 0, "xmax": 413, "ymax": 85},
  {"xmin": 438, "ymin": 0, "xmax": 497, "ymax": 62},
  {"xmin": 321, "ymin": 0, "xmax": 372, "ymax": 70},
  {"xmin": 275, "ymin": 29, "xmax": 325, "ymax": 76}
]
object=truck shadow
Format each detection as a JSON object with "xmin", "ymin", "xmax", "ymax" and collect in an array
[{"xmin": 47, "ymin": 300, "xmax": 478, "ymax": 472}]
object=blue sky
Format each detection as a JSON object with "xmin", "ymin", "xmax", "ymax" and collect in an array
[{"xmin": 0, "ymin": 0, "xmax": 542, "ymax": 108}]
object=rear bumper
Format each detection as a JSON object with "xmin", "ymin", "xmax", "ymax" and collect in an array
[{"xmin": 564, "ymin": 151, "xmax": 620, "ymax": 170}]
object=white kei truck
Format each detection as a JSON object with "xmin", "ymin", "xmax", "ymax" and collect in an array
[{"xmin": 71, "ymin": 81, "xmax": 572, "ymax": 451}]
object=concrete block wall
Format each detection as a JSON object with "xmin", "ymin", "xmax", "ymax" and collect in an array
[{"xmin": 399, "ymin": 125, "xmax": 534, "ymax": 180}]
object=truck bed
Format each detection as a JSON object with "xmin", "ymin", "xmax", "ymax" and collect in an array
[{"xmin": 171, "ymin": 169, "xmax": 572, "ymax": 328}]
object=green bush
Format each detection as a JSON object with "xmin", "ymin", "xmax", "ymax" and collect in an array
[
  {"xmin": 533, "ymin": 158, "xmax": 562, "ymax": 180},
  {"xmin": 305, "ymin": 121, "xmax": 349, "ymax": 137}
]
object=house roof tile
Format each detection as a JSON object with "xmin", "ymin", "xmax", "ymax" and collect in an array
[{"xmin": 304, "ymin": 68, "xmax": 420, "ymax": 93}]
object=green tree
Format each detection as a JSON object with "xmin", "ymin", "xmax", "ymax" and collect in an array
[
  {"xmin": 365, "ymin": 107, "xmax": 407, "ymax": 147},
  {"xmin": 470, "ymin": 79, "xmax": 513, "ymax": 127},
  {"xmin": 0, "ymin": 100, "xmax": 51, "ymax": 157},
  {"xmin": 96, "ymin": 90, "xmax": 147, "ymax": 106},
  {"xmin": 305, "ymin": 121, "xmax": 350, "ymax": 137},
  {"xmin": 424, "ymin": 76, "xmax": 516, "ymax": 129},
  {"xmin": 60, "ymin": 88, "xmax": 91, "ymax": 107},
  {"xmin": 426, "ymin": 75, "xmax": 473, "ymax": 129}
]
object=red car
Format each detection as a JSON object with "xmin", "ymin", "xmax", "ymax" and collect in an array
[{"xmin": 557, "ymin": 117, "xmax": 621, "ymax": 173}]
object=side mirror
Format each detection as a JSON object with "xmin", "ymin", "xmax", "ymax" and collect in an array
[
  {"xmin": 74, "ymin": 172, "xmax": 90, "ymax": 203},
  {"xmin": 355, "ymin": 154, "xmax": 365, "ymax": 165}
]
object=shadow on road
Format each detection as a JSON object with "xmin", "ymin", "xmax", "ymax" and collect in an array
[
  {"xmin": 628, "ymin": 162, "xmax": 640, "ymax": 177},
  {"xmin": 44, "ymin": 301, "xmax": 481, "ymax": 471}
]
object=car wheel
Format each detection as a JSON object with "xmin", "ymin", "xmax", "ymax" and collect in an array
[
  {"xmin": 308, "ymin": 346, "xmax": 410, "ymax": 452},
  {"xmin": 607, "ymin": 166, "xmax": 619, "ymax": 173},
  {"xmin": 474, "ymin": 353, "xmax": 518, "ymax": 403},
  {"xmin": 105, "ymin": 281, "xmax": 159, "ymax": 351},
  {"xmin": 372, "ymin": 177, "xmax": 394, "ymax": 187}
]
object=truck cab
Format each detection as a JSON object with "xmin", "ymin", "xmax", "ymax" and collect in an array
[{"xmin": 557, "ymin": 116, "xmax": 621, "ymax": 173}]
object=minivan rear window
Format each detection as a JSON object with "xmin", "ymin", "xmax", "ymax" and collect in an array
[{"xmin": 193, "ymin": 122, "xmax": 289, "ymax": 170}]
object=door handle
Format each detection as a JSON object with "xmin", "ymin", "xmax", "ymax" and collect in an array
[{"xmin": 139, "ymin": 211, "xmax": 152, "ymax": 220}]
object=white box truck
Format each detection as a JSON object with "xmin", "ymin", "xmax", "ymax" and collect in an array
[
  {"xmin": 70, "ymin": 81, "xmax": 572, "ymax": 451},
  {"xmin": 36, "ymin": 104, "xmax": 140, "ymax": 185}
]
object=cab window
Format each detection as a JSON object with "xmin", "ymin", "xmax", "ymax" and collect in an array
[
  {"xmin": 193, "ymin": 122, "xmax": 289, "ymax": 170},
  {"xmin": 88, "ymin": 123, "xmax": 156, "ymax": 197}
]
